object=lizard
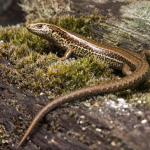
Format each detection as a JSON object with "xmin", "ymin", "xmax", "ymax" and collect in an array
[{"xmin": 16, "ymin": 23, "xmax": 150, "ymax": 149}]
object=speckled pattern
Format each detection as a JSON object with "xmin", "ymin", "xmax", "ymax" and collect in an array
[{"xmin": 17, "ymin": 23, "xmax": 150, "ymax": 148}]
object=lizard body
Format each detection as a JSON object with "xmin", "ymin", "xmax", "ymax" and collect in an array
[{"xmin": 17, "ymin": 23, "xmax": 150, "ymax": 148}]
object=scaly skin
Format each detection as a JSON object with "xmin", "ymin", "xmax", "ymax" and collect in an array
[{"xmin": 17, "ymin": 23, "xmax": 150, "ymax": 149}]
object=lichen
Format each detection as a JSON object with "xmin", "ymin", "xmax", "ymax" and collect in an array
[{"xmin": 0, "ymin": 124, "xmax": 10, "ymax": 146}]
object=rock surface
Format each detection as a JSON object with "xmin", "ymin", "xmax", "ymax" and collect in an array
[{"xmin": 0, "ymin": 0, "xmax": 150, "ymax": 150}]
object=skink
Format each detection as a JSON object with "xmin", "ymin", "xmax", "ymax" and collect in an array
[{"xmin": 17, "ymin": 23, "xmax": 150, "ymax": 148}]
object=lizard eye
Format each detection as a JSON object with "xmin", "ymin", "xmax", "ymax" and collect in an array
[{"xmin": 37, "ymin": 24, "xmax": 43, "ymax": 28}]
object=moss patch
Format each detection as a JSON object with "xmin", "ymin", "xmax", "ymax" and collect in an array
[
  {"xmin": 0, "ymin": 24, "xmax": 110, "ymax": 97},
  {"xmin": 0, "ymin": 16, "xmax": 150, "ymax": 106}
]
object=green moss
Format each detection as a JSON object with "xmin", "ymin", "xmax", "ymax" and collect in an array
[
  {"xmin": 0, "ymin": 26, "xmax": 49, "ymax": 55},
  {"xmin": 46, "ymin": 58, "xmax": 108, "ymax": 94},
  {"xmin": 58, "ymin": 17, "xmax": 91, "ymax": 36},
  {"xmin": 0, "ymin": 16, "xmax": 150, "ymax": 106},
  {"xmin": 57, "ymin": 15, "xmax": 106, "ymax": 37},
  {"xmin": 0, "ymin": 23, "xmax": 110, "ymax": 96},
  {"xmin": 16, "ymin": 56, "xmax": 108, "ymax": 94}
]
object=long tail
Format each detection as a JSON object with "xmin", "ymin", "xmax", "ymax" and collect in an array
[{"xmin": 16, "ymin": 61, "xmax": 149, "ymax": 149}]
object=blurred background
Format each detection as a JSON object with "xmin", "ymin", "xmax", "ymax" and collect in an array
[{"xmin": 0, "ymin": 0, "xmax": 25, "ymax": 26}]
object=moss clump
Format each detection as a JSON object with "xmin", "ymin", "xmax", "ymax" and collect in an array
[
  {"xmin": 0, "ymin": 15, "xmax": 150, "ymax": 105},
  {"xmin": 0, "ymin": 26, "xmax": 50, "ymax": 55},
  {"xmin": 57, "ymin": 16, "xmax": 104, "ymax": 37},
  {"xmin": 46, "ymin": 58, "xmax": 109, "ymax": 94},
  {"xmin": 0, "ymin": 24, "xmax": 110, "ymax": 96}
]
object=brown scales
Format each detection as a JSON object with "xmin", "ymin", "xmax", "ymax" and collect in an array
[{"xmin": 16, "ymin": 23, "xmax": 150, "ymax": 149}]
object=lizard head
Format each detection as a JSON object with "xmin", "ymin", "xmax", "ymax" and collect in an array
[{"xmin": 26, "ymin": 23, "xmax": 54, "ymax": 39}]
